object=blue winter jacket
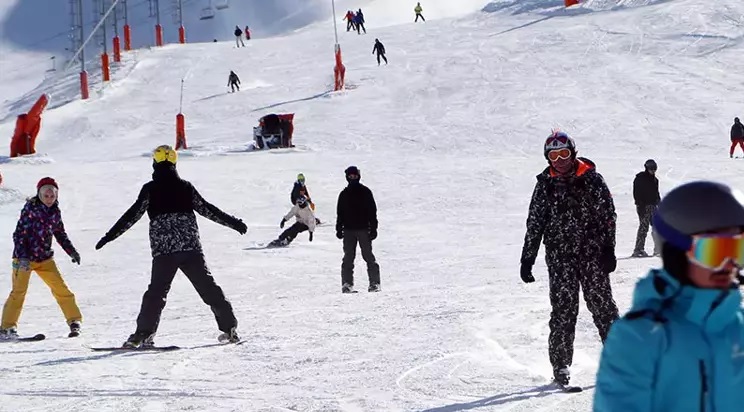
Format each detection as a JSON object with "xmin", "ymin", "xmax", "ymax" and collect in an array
[{"xmin": 593, "ymin": 269, "xmax": 744, "ymax": 412}]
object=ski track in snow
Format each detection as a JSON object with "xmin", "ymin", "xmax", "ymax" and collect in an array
[{"xmin": 0, "ymin": 0, "xmax": 743, "ymax": 410}]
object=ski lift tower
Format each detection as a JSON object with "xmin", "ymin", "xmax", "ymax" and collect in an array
[{"xmin": 331, "ymin": 0, "xmax": 345, "ymax": 91}]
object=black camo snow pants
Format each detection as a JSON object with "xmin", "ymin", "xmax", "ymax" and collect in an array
[
  {"xmin": 546, "ymin": 249, "xmax": 619, "ymax": 372},
  {"xmin": 634, "ymin": 205, "xmax": 660, "ymax": 255}
]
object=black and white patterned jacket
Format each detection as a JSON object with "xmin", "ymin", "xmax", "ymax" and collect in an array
[
  {"xmin": 520, "ymin": 157, "xmax": 616, "ymax": 266},
  {"xmin": 102, "ymin": 164, "xmax": 244, "ymax": 257}
]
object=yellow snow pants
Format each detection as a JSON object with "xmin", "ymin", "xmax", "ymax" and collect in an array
[{"xmin": 1, "ymin": 258, "xmax": 82, "ymax": 329}]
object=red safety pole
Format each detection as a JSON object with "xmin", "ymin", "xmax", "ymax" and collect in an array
[
  {"xmin": 123, "ymin": 25, "xmax": 131, "ymax": 50},
  {"xmin": 155, "ymin": 25, "xmax": 163, "ymax": 46},
  {"xmin": 80, "ymin": 71, "xmax": 89, "ymax": 99},
  {"xmin": 113, "ymin": 36, "xmax": 121, "ymax": 62},
  {"xmin": 178, "ymin": 26, "xmax": 186, "ymax": 44},
  {"xmin": 101, "ymin": 53, "xmax": 110, "ymax": 81}
]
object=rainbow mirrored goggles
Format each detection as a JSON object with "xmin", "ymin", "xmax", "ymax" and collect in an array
[{"xmin": 687, "ymin": 234, "xmax": 744, "ymax": 271}]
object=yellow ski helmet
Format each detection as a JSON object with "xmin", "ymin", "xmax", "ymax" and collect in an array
[{"xmin": 153, "ymin": 144, "xmax": 178, "ymax": 165}]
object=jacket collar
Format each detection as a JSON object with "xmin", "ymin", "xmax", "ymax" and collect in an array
[{"xmin": 631, "ymin": 269, "xmax": 742, "ymax": 334}]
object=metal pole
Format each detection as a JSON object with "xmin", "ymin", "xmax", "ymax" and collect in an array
[
  {"xmin": 155, "ymin": 0, "xmax": 161, "ymax": 26},
  {"xmin": 113, "ymin": 1, "xmax": 119, "ymax": 36},
  {"xmin": 123, "ymin": 0, "xmax": 128, "ymax": 24},
  {"xmin": 331, "ymin": 0, "xmax": 339, "ymax": 45},
  {"xmin": 102, "ymin": 0, "xmax": 108, "ymax": 54},
  {"xmin": 78, "ymin": 0, "xmax": 85, "ymax": 71},
  {"xmin": 180, "ymin": 79, "xmax": 184, "ymax": 113},
  {"xmin": 66, "ymin": 0, "xmax": 120, "ymax": 71},
  {"xmin": 178, "ymin": 0, "xmax": 183, "ymax": 27}
]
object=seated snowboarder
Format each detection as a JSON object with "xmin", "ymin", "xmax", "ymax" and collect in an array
[{"xmin": 269, "ymin": 196, "xmax": 316, "ymax": 247}]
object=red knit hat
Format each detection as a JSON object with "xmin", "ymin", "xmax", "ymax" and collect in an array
[{"xmin": 37, "ymin": 177, "xmax": 58, "ymax": 191}]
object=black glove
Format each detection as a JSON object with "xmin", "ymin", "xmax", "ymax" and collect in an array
[
  {"xmin": 309, "ymin": 232, "xmax": 314, "ymax": 242},
  {"xmin": 70, "ymin": 251, "xmax": 81, "ymax": 265},
  {"xmin": 520, "ymin": 263, "xmax": 535, "ymax": 283},
  {"xmin": 601, "ymin": 247, "xmax": 617, "ymax": 273},
  {"xmin": 280, "ymin": 219, "xmax": 286, "ymax": 229},
  {"xmin": 369, "ymin": 228, "xmax": 377, "ymax": 241},
  {"xmin": 336, "ymin": 229, "xmax": 343, "ymax": 239},
  {"xmin": 95, "ymin": 237, "xmax": 109, "ymax": 250},
  {"xmin": 235, "ymin": 219, "xmax": 248, "ymax": 235}
]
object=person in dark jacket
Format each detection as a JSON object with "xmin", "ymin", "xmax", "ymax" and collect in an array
[
  {"xmin": 336, "ymin": 166, "xmax": 380, "ymax": 293},
  {"xmin": 227, "ymin": 70, "xmax": 240, "ymax": 93},
  {"xmin": 234, "ymin": 26, "xmax": 245, "ymax": 47},
  {"xmin": 354, "ymin": 9, "xmax": 366, "ymax": 34},
  {"xmin": 372, "ymin": 39, "xmax": 388, "ymax": 66},
  {"xmin": 291, "ymin": 173, "xmax": 321, "ymax": 224},
  {"xmin": 95, "ymin": 145, "xmax": 247, "ymax": 348},
  {"xmin": 0, "ymin": 177, "xmax": 82, "ymax": 340},
  {"xmin": 520, "ymin": 130, "xmax": 619, "ymax": 387},
  {"xmin": 594, "ymin": 181, "xmax": 744, "ymax": 411},
  {"xmin": 730, "ymin": 117, "xmax": 744, "ymax": 158},
  {"xmin": 632, "ymin": 159, "xmax": 661, "ymax": 257}
]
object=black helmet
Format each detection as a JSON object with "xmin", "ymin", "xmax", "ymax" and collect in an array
[
  {"xmin": 653, "ymin": 181, "xmax": 744, "ymax": 251},
  {"xmin": 297, "ymin": 195, "xmax": 308, "ymax": 208},
  {"xmin": 644, "ymin": 159, "xmax": 657, "ymax": 171}
]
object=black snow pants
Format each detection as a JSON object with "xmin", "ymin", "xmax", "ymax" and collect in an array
[
  {"xmin": 341, "ymin": 230, "xmax": 380, "ymax": 287},
  {"xmin": 135, "ymin": 251, "xmax": 237, "ymax": 336},
  {"xmin": 415, "ymin": 13, "xmax": 425, "ymax": 22},
  {"xmin": 376, "ymin": 53, "xmax": 388, "ymax": 65},
  {"xmin": 279, "ymin": 222, "xmax": 309, "ymax": 244},
  {"xmin": 229, "ymin": 81, "xmax": 239, "ymax": 92},
  {"xmin": 546, "ymin": 249, "xmax": 618, "ymax": 372},
  {"xmin": 634, "ymin": 205, "xmax": 660, "ymax": 255}
]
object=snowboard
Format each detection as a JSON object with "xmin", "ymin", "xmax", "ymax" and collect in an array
[
  {"xmin": 1, "ymin": 333, "xmax": 46, "ymax": 342},
  {"xmin": 89, "ymin": 345, "xmax": 180, "ymax": 352},
  {"xmin": 244, "ymin": 242, "xmax": 288, "ymax": 250}
]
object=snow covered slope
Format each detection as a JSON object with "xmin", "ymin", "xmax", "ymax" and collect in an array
[{"xmin": 0, "ymin": 0, "xmax": 743, "ymax": 410}]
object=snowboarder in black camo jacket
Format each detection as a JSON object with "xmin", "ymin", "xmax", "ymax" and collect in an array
[
  {"xmin": 519, "ymin": 130, "xmax": 619, "ymax": 387},
  {"xmin": 95, "ymin": 145, "xmax": 248, "ymax": 348},
  {"xmin": 336, "ymin": 166, "xmax": 380, "ymax": 293}
]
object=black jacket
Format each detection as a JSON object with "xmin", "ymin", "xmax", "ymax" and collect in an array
[
  {"xmin": 290, "ymin": 182, "xmax": 311, "ymax": 205},
  {"xmin": 520, "ymin": 157, "xmax": 616, "ymax": 266},
  {"xmin": 228, "ymin": 72, "xmax": 240, "ymax": 85},
  {"xmin": 373, "ymin": 41, "xmax": 385, "ymax": 55},
  {"xmin": 234, "ymin": 28, "xmax": 242, "ymax": 37},
  {"xmin": 336, "ymin": 183, "xmax": 377, "ymax": 232},
  {"xmin": 632, "ymin": 171, "xmax": 660, "ymax": 207},
  {"xmin": 102, "ymin": 163, "xmax": 244, "ymax": 257},
  {"xmin": 731, "ymin": 121, "xmax": 744, "ymax": 141}
]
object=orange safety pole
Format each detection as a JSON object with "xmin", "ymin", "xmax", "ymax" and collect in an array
[
  {"xmin": 123, "ymin": 24, "xmax": 131, "ymax": 51},
  {"xmin": 101, "ymin": 53, "xmax": 110, "ymax": 81},
  {"xmin": 113, "ymin": 36, "xmax": 121, "ymax": 62},
  {"xmin": 175, "ymin": 113, "xmax": 187, "ymax": 149},
  {"xmin": 155, "ymin": 24, "xmax": 163, "ymax": 46},
  {"xmin": 178, "ymin": 26, "xmax": 186, "ymax": 44},
  {"xmin": 333, "ymin": 44, "xmax": 345, "ymax": 91},
  {"xmin": 80, "ymin": 71, "xmax": 89, "ymax": 99},
  {"xmin": 565, "ymin": 0, "xmax": 579, "ymax": 6}
]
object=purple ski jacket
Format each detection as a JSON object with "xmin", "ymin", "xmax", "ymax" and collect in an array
[{"xmin": 12, "ymin": 197, "xmax": 77, "ymax": 263}]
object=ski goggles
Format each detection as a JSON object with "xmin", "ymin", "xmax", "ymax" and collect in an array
[
  {"xmin": 687, "ymin": 234, "xmax": 744, "ymax": 271},
  {"xmin": 547, "ymin": 148, "xmax": 572, "ymax": 162}
]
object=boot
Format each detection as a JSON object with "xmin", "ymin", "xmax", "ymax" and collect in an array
[
  {"xmin": 69, "ymin": 321, "xmax": 81, "ymax": 338},
  {"xmin": 123, "ymin": 331, "xmax": 155, "ymax": 348}
]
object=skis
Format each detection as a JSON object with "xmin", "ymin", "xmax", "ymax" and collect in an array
[{"xmin": 89, "ymin": 345, "xmax": 181, "ymax": 352}]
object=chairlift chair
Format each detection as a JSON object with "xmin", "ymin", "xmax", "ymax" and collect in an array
[
  {"xmin": 199, "ymin": 6, "xmax": 215, "ymax": 20},
  {"xmin": 215, "ymin": 0, "xmax": 229, "ymax": 10}
]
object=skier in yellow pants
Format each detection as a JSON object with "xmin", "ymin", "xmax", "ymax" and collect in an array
[{"xmin": 0, "ymin": 177, "xmax": 82, "ymax": 339}]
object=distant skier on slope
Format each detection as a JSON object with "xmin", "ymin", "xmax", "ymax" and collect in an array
[
  {"xmin": 244, "ymin": 26, "xmax": 251, "ymax": 40},
  {"xmin": 291, "ymin": 173, "xmax": 322, "ymax": 225},
  {"xmin": 0, "ymin": 177, "xmax": 82, "ymax": 340},
  {"xmin": 519, "ymin": 130, "xmax": 619, "ymax": 388},
  {"xmin": 227, "ymin": 70, "xmax": 240, "ymax": 93},
  {"xmin": 94, "ymin": 145, "xmax": 247, "ymax": 348},
  {"xmin": 730, "ymin": 117, "xmax": 744, "ymax": 158},
  {"xmin": 354, "ymin": 10, "xmax": 366, "ymax": 34},
  {"xmin": 234, "ymin": 26, "xmax": 245, "ymax": 47},
  {"xmin": 632, "ymin": 159, "xmax": 661, "ymax": 257},
  {"xmin": 344, "ymin": 10, "xmax": 356, "ymax": 32},
  {"xmin": 414, "ymin": 2, "xmax": 425, "ymax": 22},
  {"xmin": 268, "ymin": 195, "xmax": 317, "ymax": 247},
  {"xmin": 372, "ymin": 39, "xmax": 388, "ymax": 66}
]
